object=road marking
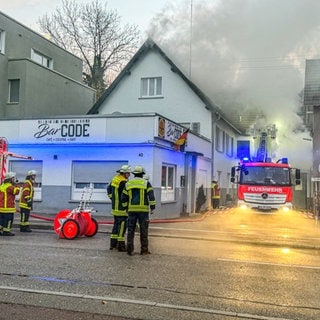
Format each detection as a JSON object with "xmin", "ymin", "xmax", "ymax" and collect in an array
[
  {"xmin": 0, "ymin": 285, "xmax": 294, "ymax": 320},
  {"xmin": 218, "ymin": 258, "xmax": 320, "ymax": 269}
]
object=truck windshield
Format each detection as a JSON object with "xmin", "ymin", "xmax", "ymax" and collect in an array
[{"xmin": 240, "ymin": 166, "xmax": 291, "ymax": 186}]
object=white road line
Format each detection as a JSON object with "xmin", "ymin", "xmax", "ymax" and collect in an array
[
  {"xmin": 218, "ymin": 258, "xmax": 320, "ymax": 269},
  {"xmin": 0, "ymin": 285, "xmax": 295, "ymax": 320}
]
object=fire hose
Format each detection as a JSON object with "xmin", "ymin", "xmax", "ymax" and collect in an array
[{"xmin": 30, "ymin": 211, "xmax": 212, "ymax": 224}]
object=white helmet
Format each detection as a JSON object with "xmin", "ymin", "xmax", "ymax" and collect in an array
[
  {"xmin": 132, "ymin": 165, "xmax": 145, "ymax": 174},
  {"xmin": 27, "ymin": 170, "xmax": 37, "ymax": 176},
  {"xmin": 117, "ymin": 165, "xmax": 131, "ymax": 173},
  {"xmin": 5, "ymin": 172, "xmax": 16, "ymax": 179}
]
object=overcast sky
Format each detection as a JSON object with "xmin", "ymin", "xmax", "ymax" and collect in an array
[
  {"xmin": 0, "ymin": 0, "xmax": 174, "ymax": 34},
  {"xmin": 0, "ymin": 0, "xmax": 317, "ymax": 168}
]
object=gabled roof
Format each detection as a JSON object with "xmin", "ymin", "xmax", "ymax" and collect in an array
[{"xmin": 87, "ymin": 38, "xmax": 242, "ymax": 134}]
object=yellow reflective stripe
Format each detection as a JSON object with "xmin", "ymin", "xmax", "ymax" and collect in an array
[
  {"xmin": 0, "ymin": 208, "xmax": 16, "ymax": 213},
  {"xmin": 118, "ymin": 221, "xmax": 126, "ymax": 241},
  {"xmin": 19, "ymin": 203, "xmax": 30, "ymax": 209},
  {"xmin": 127, "ymin": 206, "xmax": 149, "ymax": 213}
]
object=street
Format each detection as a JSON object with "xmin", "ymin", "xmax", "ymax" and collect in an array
[{"xmin": 1, "ymin": 209, "xmax": 320, "ymax": 320}]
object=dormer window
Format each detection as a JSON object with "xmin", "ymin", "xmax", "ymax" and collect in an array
[
  {"xmin": 31, "ymin": 49, "xmax": 53, "ymax": 69},
  {"xmin": 141, "ymin": 77, "xmax": 162, "ymax": 98}
]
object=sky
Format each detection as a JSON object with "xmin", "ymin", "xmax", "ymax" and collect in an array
[
  {"xmin": 0, "ymin": 0, "xmax": 172, "ymax": 34},
  {"xmin": 1, "ymin": 0, "xmax": 318, "ymax": 169}
]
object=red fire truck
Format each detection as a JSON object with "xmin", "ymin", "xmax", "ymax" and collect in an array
[{"xmin": 231, "ymin": 125, "xmax": 300, "ymax": 212}]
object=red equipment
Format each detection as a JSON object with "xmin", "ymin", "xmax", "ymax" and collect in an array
[
  {"xmin": 0, "ymin": 137, "xmax": 33, "ymax": 183},
  {"xmin": 231, "ymin": 125, "xmax": 300, "ymax": 212},
  {"xmin": 53, "ymin": 186, "xmax": 98, "ymax": 239}
]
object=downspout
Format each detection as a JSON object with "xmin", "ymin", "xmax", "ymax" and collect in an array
[{"xmin": 211, "ymin": 111, "xmax": 221, "ymax": 181}]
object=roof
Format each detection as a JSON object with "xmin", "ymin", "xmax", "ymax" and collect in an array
[{"xmin": 87, "ymin": 38, "xmax": 243, "ymax": 134}]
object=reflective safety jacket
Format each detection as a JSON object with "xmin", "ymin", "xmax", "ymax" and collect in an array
[
  {"xmin": 107, "ymin": 174, "xmax": 128, "ymax": 216},
  {"xmin": 0, "ymin": 182, "xmax": 20, "ymax": 213},
  {"xmin": 19, "ymin": 179, "xmax": 34, "ymax": 210},
  {"xmin": 211, "ymin": 182, "xmax": 221, "ymax": 199},
  {"xmin": 121, "ymin": 177, "xmax": 156, "ymax": 213}
]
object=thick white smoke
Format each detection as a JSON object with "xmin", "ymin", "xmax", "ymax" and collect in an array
[{"xmin": 147, "ymin": 0, "xmax": 320, "ymax": 170}]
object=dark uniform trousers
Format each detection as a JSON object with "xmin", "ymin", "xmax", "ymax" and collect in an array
[
  {"xmin": 20, "ymin": 207, "xmax": 31, "ymax": 227},
  {"xmin": 127, "ymin": 212, "xmax": 149, "ymax": 253},
  {"xmin": 0, "ymin": 213, "xmax": 14, "ymax": 232},
  {"xmin": 110, "ymin": 215, "xmax": 127, "ymax": 249}
]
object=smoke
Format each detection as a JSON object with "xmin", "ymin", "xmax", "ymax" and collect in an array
[{"xmin": 147, "ymin": 0, "xmax": 320, "ymax": 170}]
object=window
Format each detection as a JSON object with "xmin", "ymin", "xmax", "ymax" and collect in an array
[
  {"xmin": 141, "ymin": 77, "xmax": 162, "ymax": 97},
  {"xmin": 72, "ymin": 161, "xmax": 127, "ymax": 201},
  {"xmin": 161, "ymin": 164, "xmax": 175, "ymax": 201},
  {"xmin": 9, "ymin": 160, "xmax": 43, "ymax": 201},
  {"xmin": 31, "ymin": 49, "xmax": 53, "ymax": 69},
  {"xmin": 8, "ymin": 79, "xmax": 20, "ymax": 103},
  {"xmin": 179, "ymin": 122, "xmax": 200, "ymax": 134},
  {"xmin": 225, "ymin": 133, "xmax": 234, "ymax": 157},
  {"xmin": 0, "ymin": 29, "xmax": 5, "ymax": 54},
  {"xmin": 215, "ymin": 126, "xmax": 225, "ymax": 153}
]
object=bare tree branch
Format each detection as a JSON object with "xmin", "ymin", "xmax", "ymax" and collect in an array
[{"xmin": 38, "ymin": 0, "xmax": 140, "ymax": 99}]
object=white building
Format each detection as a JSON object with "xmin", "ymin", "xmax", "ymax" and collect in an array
[
  {"xmin": 88, "ymin": 39, "xmax": 242, "ymax": 208},
  {"xmin": 1, "ymin": 113, "xmax": 213, "ymax": 218},
  {"xmin": 1, "ymin": 39, "xmax": 244, "ymax": 218}
]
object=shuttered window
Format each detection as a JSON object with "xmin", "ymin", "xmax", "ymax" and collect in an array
[{"xmin": 72, "ymin": 161, "xmax": 128, "ymax": 201}]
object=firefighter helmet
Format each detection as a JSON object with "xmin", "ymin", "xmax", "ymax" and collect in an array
[
  {"xmin": 117, "ymin": 165, "xmax": 131, "ymax": 173},
  {"xmin": 132, "ymin": 165, "xmax": 145, "ymax": 174},
  {"xmin": 27, "ymin": 170, "xmax": 37, "ymax": 176},
  {"xmin": 5, "ymin": 172, "xmax": 16, "ymax": 179}
]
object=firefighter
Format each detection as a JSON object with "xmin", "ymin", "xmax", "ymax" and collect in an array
[
  {"xmin": 107, "ymin": 164, "xmax": 131, "ymax": 251},
  {"xmin": 121, "ymin": 165, "xmax": 156, "ymax": 256},
  {"xmin": 211, "ymin": 180, "xmax": 221, "ymax": 209},
  {"xmin": 19, "ymin": 170, "xmax": 36, "ymax": 232},
  {"xmin": 0, "ymin": 172, "xmax": 20, "ymax": 236}
]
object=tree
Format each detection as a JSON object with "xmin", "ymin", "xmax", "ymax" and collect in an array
[{"xmin": 38, "ymin": 0, "xmax": 140, "ymax": 99}]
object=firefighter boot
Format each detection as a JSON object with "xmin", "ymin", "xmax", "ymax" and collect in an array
[
  {"xmin": 20, "ymin": 225, "xmax": 32, "ymax": 233},
  {"xmin": 140, "ymin": 249, "xmax": 151, "ymax": 255},
  {"xmin": 117, "ymin": 241, "xmax": 126, "ymax": 252},
  {"xmin": 110, "ymin": 238, "xmax": 118, "ymax": 250},
  {"xmin": 127, "ymin": 243, "xmax": 134, "ymax": 256},
  {"xmin": 3, "ymin": 231, "xmax": 15, "ymax": 236}
]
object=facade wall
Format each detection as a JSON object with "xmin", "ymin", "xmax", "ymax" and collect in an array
[
  {"xmin": 95, "ymin": 49, "xmax": 239, "ymax": 199},
  {"xmin": 98, "ymin": 51, "xmax": 213, "ymax": 140},
  {"xmin": 0, "ymin": 114, "xmax": 212, "ymax": 218},
  {"xmin": 1, "ymin": 12, "xmax": 82, "ymax": 79},
  {"xmin": 0, "ymin": 12, "xmax": 96, "ymax": 118},
  {"xmin": 0, "ymin": 52, "xmax": 8, "ymax": 117}
]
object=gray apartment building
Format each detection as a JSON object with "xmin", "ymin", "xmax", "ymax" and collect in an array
[{"xmin": 0, "ymin": 11, "xmax": 95, "ymax": 118}]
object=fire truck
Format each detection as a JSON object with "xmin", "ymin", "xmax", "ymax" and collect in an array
[
  {"xmin": 0, "ymin": 137, "xmax": 32, "ymax": 183},
  {"xmin": 230, "ymin": 125, "xmax": 300, "ymax": 212}
]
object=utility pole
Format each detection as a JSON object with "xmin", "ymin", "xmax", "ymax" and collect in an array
[{"xmin": 189, "ymin": 0, "xmax": 193, "ymax": 79}]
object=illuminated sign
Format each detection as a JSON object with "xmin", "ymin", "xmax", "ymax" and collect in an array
[
  {"xmin": 157, "ymin": 117, "xmax": 185, "ymax": 142},
  {"xmin": 20, "ymin": 118, "xmax": 106, "ymax": 144},
  {"xmin": 247, "ymin": 186, "xmax": 283, "ymax": 193}
]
